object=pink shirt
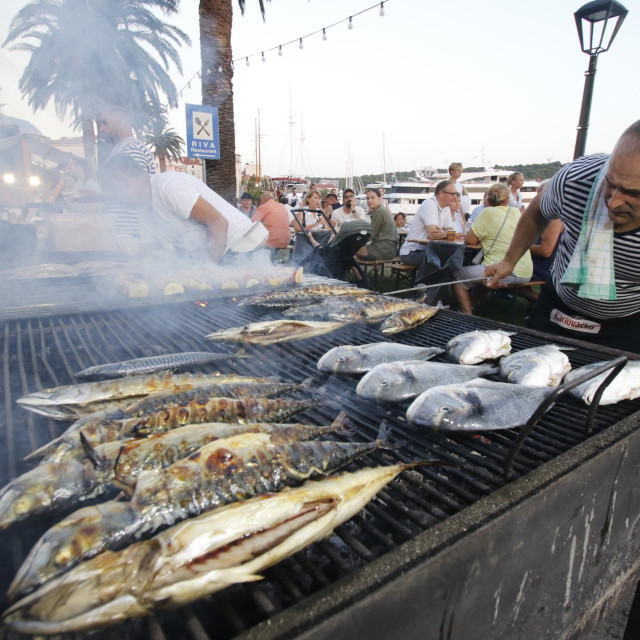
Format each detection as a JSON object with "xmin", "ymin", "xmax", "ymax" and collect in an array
[{"xmin": 253, "ymin": 199, "xmax": 291, "ymax": 249}]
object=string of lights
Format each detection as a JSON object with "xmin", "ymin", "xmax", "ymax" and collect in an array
[{"xmin": 177, "ymin": 0, "xmax": 389, "ymax": 97}]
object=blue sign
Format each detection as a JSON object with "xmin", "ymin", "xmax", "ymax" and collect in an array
[{"xmin": 186, "ymin": 103, "xmax": 220, "ymax": 160}]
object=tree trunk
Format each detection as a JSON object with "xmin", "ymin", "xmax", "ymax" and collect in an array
[
  {"xmin": 159, "ymin": 155, "xmax": 167, "ymax": 172},
  {"xmin": 81, "ymin": 111, "xmax": 97, "ymax": 168},
  {"xmin": 199, "ymin": 0, "xmax": 237, "ymax": 204}
]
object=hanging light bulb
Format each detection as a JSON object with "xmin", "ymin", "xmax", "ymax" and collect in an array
[
  {"xmin": 299, "ymin": 38, "xmax": 303, "ymax": 50},
  {"xmin": 322, "ymin": 28, "xmax": 327, "ymax": 41},
  {"xmin": 217, "ymin": 65, "xmax": 222, "ymax": 73},
  {"xmin": 379, "ymin": 2, "xmax": 385, "ymax": 16},
  {"xmin": 261, "ymin": 51, "xmax": 265, "ymax": 62},
  {"xmin": 207, "ymin": 68, "xmax": 212, "ymax": 75},
  {"xmin": 278, "ymin": 45, "xmax": 283, "ymax": 56},
  {"xmin": 187, "ymin": 80, "xmax": 191, "ymax": 89},
  {"xmin": 348, "ymin": 16, "xmax": 353, "ymax": 30}
]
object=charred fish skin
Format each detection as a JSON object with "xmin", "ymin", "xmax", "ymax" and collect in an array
[
  {"xmin": 74, "ymin": 351, "xmax": 237, "ymax": 381},
  {"xmin": 406, "ymin": 378, "xmax": 554, "ymax": 431},
  {"xmin": 499, "ymin": 345, "xmax": 572, "ymax": 387},
  {"xmin": 380, "ymin": 306, "xmax": 438, "ymax": 334},
  {"xmin": 282, "ymin": 295, "xmax": 380, "ymax": 320},
  {"xmin": 240, "ymin": 284, "xmax": 371, "ymax": 308},
  {"xmin": 318, "ymin": 342, "xmax": 445, "ymax": 374},
  {"xmin": 8, "ymin": 435, "xmax": 380, "ymax": 600},
  {"xmin": 356, "ymin": 361, "xmax": 498, "ymax": 403},
  {"xmin": 446, "ymin": 330, "xmax": 515, "ymax": 365},
  {"xmin": 3, "ymin": 465, "xmax": 408, "ymax": 635}
]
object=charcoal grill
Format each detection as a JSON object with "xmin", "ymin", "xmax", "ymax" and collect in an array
[{"xmin": 1, "ymin": 285, "xmax": 639, "ymax": 640}]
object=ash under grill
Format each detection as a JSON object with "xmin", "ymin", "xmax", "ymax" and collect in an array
[{"xmin": 1, "ymin": 294, "xmax": 639, "ymax": 639}]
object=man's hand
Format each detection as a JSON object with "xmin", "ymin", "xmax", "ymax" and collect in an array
[
  {"xmin": 484, "ymin": 260, "xmax": 515, "ymax": 288},
  {"xmin": 428, "ymin": 227, "xmax": 448, "ymax": 240}
]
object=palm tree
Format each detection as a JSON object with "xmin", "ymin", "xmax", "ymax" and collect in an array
[
  {"xmin": 3, "ymin": 0, "xmax": 190, "ymax": 165},
  {"xmin": 143, "ymin": 107, "xmax": 185, "ymax": 172},
  {"xmin": 199, "ymin": 0, "xmax": 266, "ymax": 203}
]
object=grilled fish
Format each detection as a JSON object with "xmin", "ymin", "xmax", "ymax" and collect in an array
[
  {"xmin": 26, "ymin": 378, "xmax": 299, "ymax": 462},
  {"xmin": 4, "ymin": 464, "xmax": 416, "ymax": 635},
  {"xmin": 239, "ymin": 284, "xmax": 372, "ymax": 308},
  {"xmin": 1, "ymin": 417, "xmax": 346, "ymax": 531},
  {"xmin": 9, "ymin": 434, "xmax": 384, "ymax": 599},
  {"xmin": 446, "ymin": 330, "xmax": 515, "ymax": 364},
  {"xmin": 74, "ymin": 351, "xmax": 239, "ymax": 380},
  {"xmin": 328, "ymin": 298, "xmax": 419, "ymax": 322},
  {"xmin": 500, "ymin": 345, "xmax": 572, "ymax": 387},
  {"xmin": 380, "ymin": 305, "xmax": 438, "ymax": 334},
  {"xmin": 205, "ymin": 320, "xmax": 347, "ymax": 345},
  {"xmin": 564, "ymin": 360, "xmax": 640, "ymax": 405},
  {"xmin": 406, "ymin": 377, "xmax": 554, "ymax": 431},
  {"xmin": 282, "ymin": 295, "xmax": 381, "ymax": 320},
  {"xmin": 318, "ymin": 342, "xmax": 444, "ymax": 374},
  {"xmin": 357, "ymin": 361, "xmax": 498, "ymax": 403}
]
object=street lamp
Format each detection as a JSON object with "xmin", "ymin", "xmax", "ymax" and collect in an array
[{"xmin": 573, "ymin": 0, "xmax": 628, "ymax": 159}]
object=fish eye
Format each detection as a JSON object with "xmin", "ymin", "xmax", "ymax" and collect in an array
[
  {"xmin": 337, "ymin": 356, "xmax": 345, "ymax": 362},
  {"xmin": 380, "ymin": 380, "xmax": 389, "ymax": 388},
  {"xmin": 440, "ymin": 405, "xmax": 451, "ymax": 413}
]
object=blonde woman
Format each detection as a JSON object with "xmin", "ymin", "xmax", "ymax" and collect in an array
[
  {"xmin": 290, "ymin": 190, "xmax": 332, "ymax": 233},
  {"xmin": 453, "ymin": 182, "xmax": 532, "ymax": 314},
  {"xmin": 507, "ymin": 171, "xmax": 525, "ymax": 212}
]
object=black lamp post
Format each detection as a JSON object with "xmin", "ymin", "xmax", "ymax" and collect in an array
[{"xmin": 573, "ymin": 0, "xmax": 628, "ymax": 159}]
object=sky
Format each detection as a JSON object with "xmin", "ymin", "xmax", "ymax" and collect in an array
[{"xmin": 1, "ymin": 0, "xmax": 639, "ymax": 179}]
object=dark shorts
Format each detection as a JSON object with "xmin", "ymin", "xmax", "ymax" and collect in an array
[{"xmin": 528, "ymin": 284, "xmax": 640, "ymax": 353}]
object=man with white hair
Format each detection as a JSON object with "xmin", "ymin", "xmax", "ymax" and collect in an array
[{"xmin": 486, "ymin": 120, "xmax": 640, "ymax": 352}]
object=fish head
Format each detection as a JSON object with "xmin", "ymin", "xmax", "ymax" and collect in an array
[
  {"xmin": 356, "ymin": 366, "xmax": 408, "ymax": 402},
  {"xmin": 447, "ymin": 339, "xmax": 479, "ymax": 365},
  {"xmin": 317, "ymin": 347, "xmax": 362, "ymax": 374},
  {"xmin": 407, "ymin": 386, "xmax": 476, "ymax": 430}
]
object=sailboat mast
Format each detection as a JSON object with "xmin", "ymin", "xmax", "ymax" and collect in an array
[{"xmin": 382, "ymin": 132, "xmax": 386, "ymax": 184}]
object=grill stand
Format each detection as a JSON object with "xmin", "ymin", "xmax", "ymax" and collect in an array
[{"xmin": 238, "ymin": 408, "xmax": 640, "ymax": 640}]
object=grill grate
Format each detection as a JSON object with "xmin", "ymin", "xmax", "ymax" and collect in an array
[{"xmin": 1, "ymin": 294, "xmax": 639, "ymax": 639}]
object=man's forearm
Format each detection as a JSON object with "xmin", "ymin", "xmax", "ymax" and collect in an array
[{"xmin": 503, "ymin": 195, "xmax": 550, "ymax": 267}]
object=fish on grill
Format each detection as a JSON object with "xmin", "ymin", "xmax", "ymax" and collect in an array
[
  {"xmin": 26, "ymin": 376, "xmax": 305, "ymax": 463},
  {"xmin": 318, "ymin": 342, "xmax": 444, "ymax": 374},
  {"xmin": 282, "ymin": 295, "xmax": 381, "ymax": 320},
  {"xmin": 4, "ymin": 464, "xmax": 423, "ymax": 635},
  {"xmin": 406, "ymin": 377, "xmax": 554, "ymax": 431},
  {"xmin": 239, "ymin": 284, "xmax": 372, "ymax": 308},
  {"xmin": 0, "ymin": 415, "xmax": 347, "ymax": 530},
  {"xmin": 564, "ymin": 360, "xmax": 640, "ymax": 405},
  {"xmin": 380, "ymin": 305, "xmax": 438, "ymax": 334},
  {"xmin": 446, "ymin": 330, "xmax": 515, "ymax": 364},
  {"xmin": 357, "ymin": 361, "xmax": 498, "ymax": 403},
  {"xmin": 499, "ymin": 345, "xmax": 572, "ymax": 387},
  {"xmin": 205, "ymin": 320, "xmax": 347, "ymax": 345},
  {"xmin": 328, "ymin": 298, "xmax": 420, "ymax": 322},
  {"xmin": 74, "ymin": 351, "xmax": 241, "ymax": 381},
  {"xmin": 8, "ymin": 434, "xmax": 387, "ymax": 600}
]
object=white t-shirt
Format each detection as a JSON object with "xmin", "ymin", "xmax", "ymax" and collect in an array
[
  {"xmin": 150, "ymin": 173, "xmax": 252, "ymax": 254},
  {"xmin": 400, "ymin": 196, "xmax": 442, "ymax": 255},
  {"xmin": 288, "ymin": 193, "xmax": 302, "ymax": 207},
  {"xmin": 332, "ymin": 205, "xmax": 368, "ymax": 226},
  {"xmin": 509, "ymin": 191, "xmax": 523, "ymax": 210}
]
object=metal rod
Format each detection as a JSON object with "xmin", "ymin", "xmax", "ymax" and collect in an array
[
  {"xmin": 573, "ymin": 53, "xmax": 598, "ymax": 160},
  {"xmin": 503, "ymin": 356, "xmax": 628, "ymax": 478},
  {"xmin": 585, "ymin": 357, "xmax": 629, "ymax": 433},
  {"xmin": 386, "ymin": 277, "xmax": 489, "ymax": 296}
]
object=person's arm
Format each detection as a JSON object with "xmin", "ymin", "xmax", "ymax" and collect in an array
[
  {"xmin": 484, "ymin": 192, "xmax": 550, "ymax": 287},
  {"xmin": 464, "ymin": 227, "xmax": 480, "ymax": 245},
  {"xmin": 189, "ymin": 196, "xmax": 230, "ymax": 263},
  {"xmin": 530, "ymin": 218, "xmax": 563, "ymax": 257},
  {"xmin": 426, "ymin": 224, "xmax": 447, "ymax": 240},
  {"xmin": 369, "ymin": 209, "xmax": 383, "ymax": 240}
]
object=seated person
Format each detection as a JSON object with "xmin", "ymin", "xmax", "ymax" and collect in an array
[
  {"xmin": 394, "ymin": 212, "xmax": 408, "ymax": 232},
  {"xmin": 332, "ymin": 189, "xmax": 368, "ymax": 226},
  {"xmin": 453, "ymin": 182, "xmax": 533, "ymax": 314},
  {"xmin": 290, "ymin": 189, "xmax": 333, "ymax": 233},
  {"xmin": 356, "ymin": 188, "xmax": 398, "ymax": 261}
]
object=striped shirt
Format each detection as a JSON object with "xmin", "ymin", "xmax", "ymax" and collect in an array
[{"xmin": 541, "ymin": 153, "xmax": 640, "ymax": 319}]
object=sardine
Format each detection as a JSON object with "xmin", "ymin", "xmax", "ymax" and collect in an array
[
  {"xmin": 282, "ymin": 295, "xmax": 380, "ymax": 320},
  {"xmin": 74, "ymin": 351, "xmax": 240, "ymax": 381},
  {"xmin": 318, "ymin": 342, "xmax": 444, "ymax": 374},
  {"xmin": 4, "ymin": 464, "xmax": 416, "ymax": 635},
  {"xmin": 9, "ymin": 434, "xmax": 384, "ymax": 599},
  {"xmin": 206, "ymin": 320, "xmax": 347, "ymax": 345},
  {"xmin": 380, "ymin": 305, "xmax": 438, "ymax": 334},
  {"xmin": 406, "ymin": 377, "xmax": 554, "ymax": 431},
  {"xmin": 446, "ymin": 330, "xmax": 515, "ymax": 364},
  {"xmin": 26, "ymin": 377, "xmax": 299, "ymax": 462},
  {"xmin": 239, "ymin": 285, "xmax": 372, "ymax": 308},
  {"xmin": 328, "ymin": 298, "xmax": 419, "ymax": 322},
  {"xmin": 1, "ymin": 417, "xmax": 346, "ymax": 531},
  {"xmin": 500, "ymin": 345, "xmax": 572, "ymax": 387},
  {"xmin": 357, "ymin": 361, "xmax": 498, "ymax": 403},
  {"xmin": 564, "ymin": 360, "xmax": 640, "ymax": 405}
]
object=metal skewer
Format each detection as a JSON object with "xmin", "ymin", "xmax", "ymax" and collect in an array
[{"xmin": 385, "ymin": 277, "xmax": 490, "ymax": 296}]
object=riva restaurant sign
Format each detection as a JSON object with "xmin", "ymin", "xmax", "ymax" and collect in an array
[{"xmin": 186, "ymin": 104, "xmax": 220, "ymax": 160}]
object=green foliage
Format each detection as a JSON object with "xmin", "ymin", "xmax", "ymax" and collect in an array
[{"xmin": 142, "ymin": 105, "xmax": 184, "ymax": 161}]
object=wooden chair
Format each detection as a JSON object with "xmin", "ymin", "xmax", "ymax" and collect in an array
[
  {"xmin": 354, "ymin": 257, "xmax": 396, "ymax": 290},
  {"xmin": 390, "ymin": 263, "xmax": 417, "ymax": 289}
]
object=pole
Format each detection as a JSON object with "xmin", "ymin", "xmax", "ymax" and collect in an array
[{"xmin": 573, "ymin": 53, "xmax": 599, "ymax": 160}]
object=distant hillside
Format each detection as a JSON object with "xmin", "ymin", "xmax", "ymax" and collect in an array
[{"xmin": 309, "ymin": 161, "xmax": 565, "ymax": 190}]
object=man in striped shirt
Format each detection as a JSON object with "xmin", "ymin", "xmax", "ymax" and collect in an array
[
  {"xmin": 486, "ymin": 121, "xmax": 640, "ymax": 352},
  {"xmin": 100, "ymin": 106, "xmax": 156, "ymax": 240}
]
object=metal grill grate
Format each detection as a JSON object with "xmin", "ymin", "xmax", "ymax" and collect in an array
[{"xmin": 1, "ymin": 295, "xmax": 639, "ymax": 639}]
